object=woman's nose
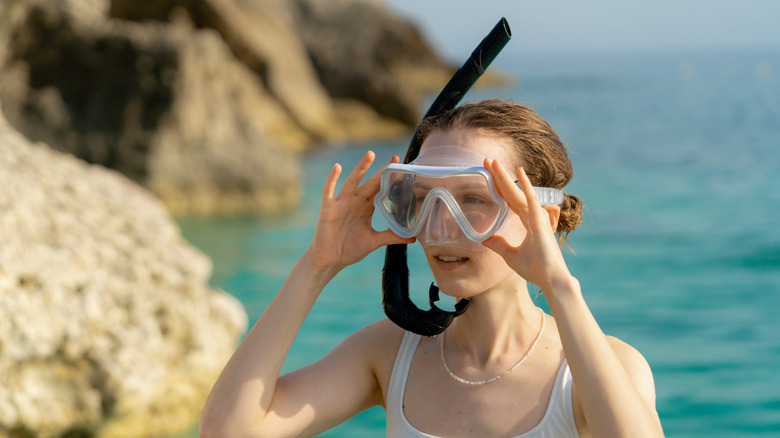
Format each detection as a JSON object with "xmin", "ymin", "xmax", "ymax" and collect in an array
[{"xmin": 423, "ymin": 199, "xmax": 461, "ymax": 243}]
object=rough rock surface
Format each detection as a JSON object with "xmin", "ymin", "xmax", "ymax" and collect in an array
[
  {"xmin": 0, "ymin": 0, "xmax": 305, "ymax": 214},
  {"xmin": 108, "ymin": 0, "xmax": 339, "ymax": 140},
  {"xmin": 0, "ymin": 109, "xmax": 248, "ymax": 437},
  {"xmin": 290, "ymin": 0, "xmax": 453, "ymax": 126},
  {"xmin": 0, "ymin": 0, "xmax": 453, "ymax": 214}
]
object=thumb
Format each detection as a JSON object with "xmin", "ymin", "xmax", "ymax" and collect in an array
[
  {"xmin": 374, "ymin": 230, "xmax": 416, "ymax": 248},
  {"xmin": 482, "ymin": 235, "xmax": 513, "ymax": 259}
]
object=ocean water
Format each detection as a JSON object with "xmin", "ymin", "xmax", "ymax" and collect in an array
[{"xmin": 176, "ymin": 48, "xmax": 780, "ymax": 437}]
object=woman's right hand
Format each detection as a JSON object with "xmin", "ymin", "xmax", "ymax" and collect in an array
[{"xmin": 309, "ymin": 151, "xmax": 415, "ymax": 273}]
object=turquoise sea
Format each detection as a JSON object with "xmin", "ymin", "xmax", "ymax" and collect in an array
[{"xmin": 177, "ymin": 48, "xmax": 780, "ymax": 437}]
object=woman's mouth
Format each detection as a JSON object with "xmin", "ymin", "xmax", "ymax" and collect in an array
[
  {"xmin": 434, "ymin": 254, "xmax": 469, "ymax": 270},
  {"xmin": 436, "ymin": 255, "xmax": 468, "ymax": 262}
]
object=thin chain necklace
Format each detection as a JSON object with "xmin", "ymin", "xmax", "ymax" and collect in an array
[{"xmin": 440, "ymin": 307, "xmax": 545, "ymax": 385}]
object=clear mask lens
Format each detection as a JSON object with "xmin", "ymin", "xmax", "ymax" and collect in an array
[
  {"xmin": 378, "ymin": 166, "xmax": 508, "ymax": 249},
  {"xmin": 418, "ymin": 196, "xmax": 497, "ymax": 250}
]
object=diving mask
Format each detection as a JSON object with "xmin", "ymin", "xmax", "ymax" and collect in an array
[{"xmin": 374, "ymin": 146, "xmax": 563, "ymax": 249}]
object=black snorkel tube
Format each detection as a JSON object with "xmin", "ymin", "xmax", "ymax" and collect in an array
[{"xmin": 382, "ymin": 17, "xmax": 512, "ymax": 336}]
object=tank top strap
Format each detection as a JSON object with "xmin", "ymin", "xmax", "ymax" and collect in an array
[{"xmin": 387, "ymin": 331, "xmax": 429, "ymax": 437}]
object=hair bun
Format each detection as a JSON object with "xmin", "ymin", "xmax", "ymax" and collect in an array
[{"xmin": 557, "ymin": 193, "xmax": 584, "ymax": 247}]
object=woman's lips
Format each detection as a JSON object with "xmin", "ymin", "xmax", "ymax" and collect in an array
[{"xmin": 434, "ymin": 254, "xmax": 469, "ymax": 271}]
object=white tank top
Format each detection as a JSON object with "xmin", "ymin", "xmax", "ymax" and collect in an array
[{"xmin": 387, "ymin": 331, "xmax": 579, "ymax": 438}]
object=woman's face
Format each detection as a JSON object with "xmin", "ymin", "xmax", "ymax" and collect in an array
[{"xmin": 417, "ymin": 128, "xmax": 527, "ymax": 298}]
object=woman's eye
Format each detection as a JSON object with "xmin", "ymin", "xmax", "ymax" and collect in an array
[{"xmin": 462, "ymin": 195, "xmax": 487, "ymax": 205}]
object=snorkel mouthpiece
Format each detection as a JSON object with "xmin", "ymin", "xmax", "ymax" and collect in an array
[
  {"xmin": 382, "ymin": 245, "xmax": 471, "ymax": 337},
  {"xmin": 382, "ymin": 17, "xmax": 511, "ymax": 336}
]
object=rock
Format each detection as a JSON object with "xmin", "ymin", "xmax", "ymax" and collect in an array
[
  {"xmin": 289, "ymin": 0, "xmax": 454, "ymax": 126},
  {"xmin": 0, "ymin": 108, "xmax": 248, "ymax": 437},
  {"xmin": 107, "ymin": 0, "xmax": 455, "ymax": 139},
  {"xmin": 108, "ymin": 0, "xmax": 340, "ymax": 141},
  {"xmin": 0, "ymin": 0, "xmax": 305, "ymax": 214}
]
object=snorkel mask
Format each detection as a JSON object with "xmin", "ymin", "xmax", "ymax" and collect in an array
[
  {"xmin": 375, "ymin": 146, "xmax": 563, "ymax": 251},
  {"xmin": 381, "ymin": 18, "xmax": 512, "ymax": 336}
]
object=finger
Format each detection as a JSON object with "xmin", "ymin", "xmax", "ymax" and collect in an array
[
  {"xmin": 356, "ymin": 154, "xmax": 400, "ymax": 199},
  {"xmin": 515, "ymin": 167, "xmax": 540, "ymax": 204},
  {"xmin": 340, "ymin": 151, "xmax": 376, "ymax": 196},
  {"xmin": 372, "ymin": 230, "xmax": 416, "ymax": 250},
  {"xmin": 322, "ymin": 163, "xmax": 342, "ymax": 202},
  {"xmin": 481, "ymin": 234, "xmax": 514, "ymax": 259},
  {"xmin": 486, "ymin": 158, "xmax": 530, "ymax": 217},
  {"xmin": 515, "ymin": 167, "xmax": 550, "ymax": 229}
]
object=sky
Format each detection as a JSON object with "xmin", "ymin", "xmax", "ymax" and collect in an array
[{"xmin": 384, "ymin": 0, "xmax": 780, "ymax": 61}]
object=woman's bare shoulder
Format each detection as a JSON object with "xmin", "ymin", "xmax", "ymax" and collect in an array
[
  {"xmin": 606, "ymin": 335, "xmax": 657, "ymax": 404},
  {"xmin": 347, "ymin": 318, "xmax": 405, "ymax": 354},
  {"xmin": 335, "ymin": 319, "xmax": 408, "ymax": 391},
  {"xmin": 605, "ymin": 336, "xmax": 652, "ymax": 372},
  {"xmin": 343, "ymin": 318, "xmax": 407, "ymax": 357}
]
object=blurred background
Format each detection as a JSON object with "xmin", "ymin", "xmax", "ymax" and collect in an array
[{"xmin": 1, "ymin": 0, "xmax": 778, "ymax": 437}]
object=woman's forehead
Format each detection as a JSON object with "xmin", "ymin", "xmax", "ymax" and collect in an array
[{"xmin": 420, "ymin": 128, "xmax": 513, "ymax": 163}]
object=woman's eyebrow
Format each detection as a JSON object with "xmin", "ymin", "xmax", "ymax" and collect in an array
[{"xmin": 412, "ymin": 180, "xmax": 488, "ymax": 192}]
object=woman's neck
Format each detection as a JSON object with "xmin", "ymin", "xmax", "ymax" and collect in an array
[{"xmin": 444, "ymin": 277, "xmax": 542, "ymax": 365}]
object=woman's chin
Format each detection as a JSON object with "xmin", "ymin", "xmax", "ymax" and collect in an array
[{"xmin": 432, "ymin": 277, "xmax": 480, "ymax": 300}]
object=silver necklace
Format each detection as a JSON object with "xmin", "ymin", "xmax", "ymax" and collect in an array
[{"xmin": 440, "ymin": 307, "xmax": 545, "ymax": 385}]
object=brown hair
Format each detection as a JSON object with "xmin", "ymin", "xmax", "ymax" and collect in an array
[{"xmin": 416, "ymin": 99, "xmax": 584, "ymax": 246}]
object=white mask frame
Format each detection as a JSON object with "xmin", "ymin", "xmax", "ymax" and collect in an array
[{"xmin": 374, "ymin": 162, "xmax": 564, "ymax": 246}]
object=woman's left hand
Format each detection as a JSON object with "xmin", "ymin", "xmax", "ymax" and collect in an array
[{"xmin": 481, "ymin": 159, "xmax": 575, "ymax": 293}]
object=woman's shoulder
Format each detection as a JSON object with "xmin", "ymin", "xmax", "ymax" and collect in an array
[
  {"xmin": 335, "ymin": 319, "xmax": 409, "ymax": 388},
  {"xmin": 350, "ymin": 317, "xmax": 406, "ymax": 339},
  {"xmin": 605, "ymin": 335, "xmax": 657, "ymax": 402},
  {"xmin": 338, "ymin": 318, "xmax": 408, "ymax": 362},
  {"xmin": 605, "ymin": 336, "xmax": 653, "ymax": 373}
]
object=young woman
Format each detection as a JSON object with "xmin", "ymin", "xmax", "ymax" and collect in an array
[{"xmin": 200, "ymin": 99, "xmax": 664, "ymax": 437}]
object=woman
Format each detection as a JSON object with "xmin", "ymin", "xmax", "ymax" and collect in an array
[{"xmin": 200, "ymin": 99, "xmax": 664, "ymax": 437}]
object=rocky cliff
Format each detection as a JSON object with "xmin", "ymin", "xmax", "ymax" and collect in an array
[{"xmin": 0, "ymin": 0, "xmax": 454, "ymax": 214}]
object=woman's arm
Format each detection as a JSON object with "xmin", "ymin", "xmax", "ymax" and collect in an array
[
  {"xmin": 482, "ymin": 160, "xmax": 664, "ymax": 437},
  {"xmin": 543, "ymin": 276, "xmax": 663, "ymax": 437},
  {"xmin": 200, "ymin": 152, "xmax": 413, "ymax": 438}
]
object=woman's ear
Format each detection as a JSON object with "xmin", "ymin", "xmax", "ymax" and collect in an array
[{"xmin": 543, "ymin": 205, "xmax": 561, "ymax": 232}]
